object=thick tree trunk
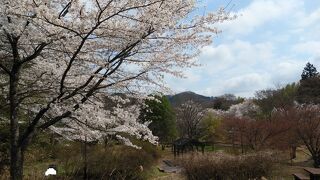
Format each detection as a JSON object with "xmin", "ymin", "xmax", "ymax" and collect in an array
[
  {"xmin": 9, "ymin": 64, "xmax": 23, "ymax": 180},
  {"xmin": 10, "ymin": 146, "xmax": 24, "ymax": 180},
  {"xmin": 9, "ymin": 101, "xmax": 23, "ymax": 180}
]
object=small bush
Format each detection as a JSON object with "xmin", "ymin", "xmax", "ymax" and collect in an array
[{"xmin": 178, "ymin": 151, "xmax": 280, "ymax": 180}]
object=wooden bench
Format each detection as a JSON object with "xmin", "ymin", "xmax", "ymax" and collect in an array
[
  {"xmin": 304, "ymin": 168, "xmax": 320, "ymax": 180},
  {"xmin": 292, "ymin": 173, "xmax": 310, "ymax": 180}
]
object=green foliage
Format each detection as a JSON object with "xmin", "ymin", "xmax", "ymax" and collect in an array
[
  {"xmin": 297, "ymin": 76, "xmax": 320, "ymax": 104},
  {"xmin": 301, "ymin": 62, "xmax": 319, "ymax": 80},
  {"xmin": 199, "ymin": 112, "xmax": 222, "ymax": 143},
  {"xmin": 297, "ymin": 63, "xmax": 320, "ymax": 104},
  {"xmin": 140, "ymin": 95, "xmax": 177, "ymax": 143},
  {"xmin": 254, "ymin": 83, "xmax": 298, "ymax": 119}
]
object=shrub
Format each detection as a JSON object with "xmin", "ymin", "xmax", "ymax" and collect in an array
[
  {"xmin": 56, "ymin": 141, "xmax": 160, "ymax": 179},
  {"xmin": 3, "ymin": 138, "xmax": 159, "ymax": 179},
  {"xmin": 178, "ymin": 151, "xmax": 281, "ymax": 180}
]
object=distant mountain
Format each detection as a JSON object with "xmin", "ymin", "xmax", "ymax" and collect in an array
[{"xmin": 167, "ymin": 91, "xmax": 215, "ymax": 108}]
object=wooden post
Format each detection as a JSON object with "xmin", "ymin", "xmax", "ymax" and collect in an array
[{"xmin": 83, "ymin": 120, "xmax": 88, "ymax": 180}]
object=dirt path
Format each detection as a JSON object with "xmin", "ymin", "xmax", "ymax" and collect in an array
[{"xmin": 151, "ymin": 149, "xmax": 186, "ymax": 180}]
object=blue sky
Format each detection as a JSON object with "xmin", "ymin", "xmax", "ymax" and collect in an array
[{"xmin": 166, "ymin": 0, "xmax": 320, "ymax": 97}]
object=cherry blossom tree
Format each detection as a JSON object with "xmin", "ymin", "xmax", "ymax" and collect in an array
[
  {"xmin": 226, "ymin": 100, "xmax": 259, "ymax": 118},
  {"xmin": 207, "ymin": 99, "xmax": 260, "ymax": 118},
  {"xmin": 0, "ymin": 0, "xmax": 230, "ymax": 179},
  {"xmin": 50, "ymin": 95, "xmax": 157, "ymax": 148}
]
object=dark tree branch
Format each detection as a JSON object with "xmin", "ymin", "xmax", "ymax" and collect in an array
[
  {"xmin": 20, "ymin": 42, "xmax": 48, "ymax": 64},
  {"xmin": 58, "ymin": 2, "xmax": 72, "ymax": 19},
  {"xmin": 0, "ymin": 63, "xmax": 10, "ymax": 75}
]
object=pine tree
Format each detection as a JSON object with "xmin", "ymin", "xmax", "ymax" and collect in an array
[
  {"xmin": 301, "ymin": 62, "xmax": 319, "ymax": 80},
  {"xmin": 297, "ymin": 63, "xmax": 320, "ymax": 104}
]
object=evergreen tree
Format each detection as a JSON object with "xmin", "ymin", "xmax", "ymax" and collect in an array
[
  {"xmin": 140, "ymin": 95, "xmax": 177, "ymax": 144},
  {"xmin": 301, "ymin": 62, "xmax": 319, "ymax": 80},
  {"xmin": 297, "ymin": 63, "xmax": 320, "ymax": 104}
]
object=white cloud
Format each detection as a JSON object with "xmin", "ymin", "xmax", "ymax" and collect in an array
[
  {"xmin": 292, "ymin": 41, "xmax": 320, "ymax": 57},
  {"xmin": 184, "ymin": 70, "xmax": 202, "ymax": 83},
  {"xmin": 166, "ymin": 40, "xmax": 276, "ymax": 97},
  {"xmin": 291, "ymin": 6, "xmax": 320, "ymax": 42},
  {"xmin": 296, "ymin": 8, "xmax": 320, "ymax": 28},
  {"xmin": 219, "ymin": 0, "xmax": 302, "ymax": 36},
  {"xmin": 199, "ymin": 40, "xmax": 274, "ymax": 74},
  {"xmin": 270, "ymin": 59, "xmax": 305, "ymax": 84},
  {"xmin": 197, "ymin": 41, "xmax": 275, "ymax": 96},
  {"xmin": 222, "ymin": 73, "xmax": 270, "ymax": 96},
  {"xmin": 224, "ymin": 73, "xmax": 267, "ymax": 89}
]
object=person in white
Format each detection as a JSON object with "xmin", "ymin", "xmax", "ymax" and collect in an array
[{"xmin": 44, "ymin": 168, "xmax": 57, "ymax": 176}]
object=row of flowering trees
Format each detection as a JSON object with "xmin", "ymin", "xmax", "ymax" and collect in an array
[{"xmin": 221, "ymin": 102, "xmax": 320, "ymax": 167}]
